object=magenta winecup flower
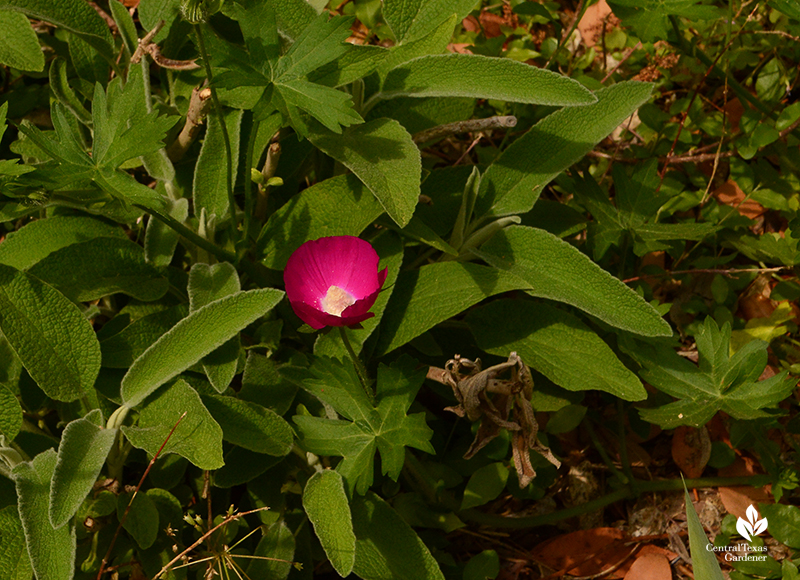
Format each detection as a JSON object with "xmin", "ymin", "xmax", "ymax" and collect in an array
[{"xmin": 284, "ymin": 236, "xmax": 388, "ymax": 329}]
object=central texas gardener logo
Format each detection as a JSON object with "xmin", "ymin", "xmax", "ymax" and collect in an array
[{"xmin": 736, "ymin": 505, "xmax": 768, "ymax": 542}]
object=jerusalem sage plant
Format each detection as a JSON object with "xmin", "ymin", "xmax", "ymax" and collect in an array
[{"xmin": 0, "ymin": 0, "xmax": 795, "ymax": 579}]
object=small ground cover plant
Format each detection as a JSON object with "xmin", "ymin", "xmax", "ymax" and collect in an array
[{"xmin": 0, "ymin": 0, "xmax": 799, "ymax": 579}]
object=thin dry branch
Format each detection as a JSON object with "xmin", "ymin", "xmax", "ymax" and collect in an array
[{"xmin": 412, "ymin": 116, "xmax": 517, "ymax": 144}]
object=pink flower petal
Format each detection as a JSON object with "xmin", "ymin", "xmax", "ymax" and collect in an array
[{"xmin": 283, "ymin": 236, "xmax": 386, "ymax": 329}]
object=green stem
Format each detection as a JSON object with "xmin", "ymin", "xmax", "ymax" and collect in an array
[
  {"xmin": 193, "ymin": 23, "xmax": 238, "ymax": 244},
  {"xmin": 459, "ymin": 475, "xmax": 771, "ymax": 529},
  {"xmin": 138, "ymin": 204, "xmax": 236, "ymax": 262},
  {"xmin": 242, "ymin": 115, "xmax": 261, "ymax": 248},
  {"xmin": 584, "ymin": 417, "xmax": 628, "ymax": 485},
  {"xmin": 339, "ymin": 326, "xmax": 374, "ymax": 404}
]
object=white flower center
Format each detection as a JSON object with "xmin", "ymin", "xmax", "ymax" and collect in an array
[{"xmin": 321, "ymin": 285, "xmax": 355, "ymax": 316}]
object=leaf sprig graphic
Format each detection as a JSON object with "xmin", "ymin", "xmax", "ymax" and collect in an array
[{"xmin": 736, "ymin": 505, "xmax": 768, "ymax": 542}]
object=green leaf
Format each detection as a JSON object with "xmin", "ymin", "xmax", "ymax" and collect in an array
[
  {"xmin": 759, "ymin": 503, "xmax": 800, "ymax": 549},
  {"xmin": 463, "ymin": 550, "xmax": 500, "ymax": 580},
  {"xmin": 683, "ymin": 486, "xmax": 725, "ymax": 580},
  {"xmin": 374, "ymin": 14, "xmax": 458, "ymax": 82},
  {"xmin": 303, "ymin": 470, "xmax": 356, "ymax": 576},
  {"xmin": 608, "ymin": 0, "xmax": 721, "ymax": 42},
  {"xmin": 274, "ymin": 78, "xmax": 363, "ymax": 135},
  {"xmin": 382, "ymin": 0, "xmax": 475, "ymax": 43},
  {"xmin": 188, "ymin": 263, "xmax": 242, "ymax": 393},
  {"xmin": 377, "ymin": 261, "xmax": 530, "ymax": 354},
  {"xmin": 50, "ymin": 410, "xmax": 117, "ymax": 528},
  {"xmin": 0, "ymin": 10, "xmax": 44, "ymax": 71},
  {"xmin": 188, "ymin": 263, "xmax": 241, "ymax": 310},
  {"xmin": 100, "ymin": 304, "xmax": 188, "ymax": 368},
  {"xmin": 0, "ymin": 505, "xmax": 32, "ymax": 580},
  {"xmin": 117, "ymin": 490, "xmax": 159, "ymax": 549},
  {"xmin": 258, "ymin": 173, "xmax": 385, "ymax": 269},
  {"xmin": 291, "ymin": 356, "xmax": 434, "ymax": 494},
  {"xmin": 93, "ymin": 166, "xmax": 167, "ymax": 211},
  {"xmin": 92, "ymin": 72, "xmax": 176, "ymax": 169},
  {"xmin": 727, "ymin": 229, "xmax": 800, "ymax": 267},
  {"xmin": 0, "ymin": 383, "xmax": 22, "ymax": 442},
  {"xmin": 28, "ymin": 237, "xmax": 169, "ymax": 302},
  {"xmin": 247, "ymin": 521, "xmax": 295, "ymax": 580},
  {"xmin": 461, "ymin": 463, "xmax": 509, "ymax": 510},
  {"xmin": 121, "ymin": 288, "xmax": 283, "ymax": 408},
  {"xmin": 271, "ymin": 0, "xmax": 316, "ymax": 40},
  {"xmin": 613, "ymin": 159, "xmax": 667, "ymax": 227},
  {"xmin": 474, "ymin": 226, "xmax": 672, "ymax": 337},
  {"xmin": 274, "ymin": 14, "xmax": 354, "ymax": 79},
  {"xmin": 13, "ymin": 449, "xmax": 76, "ymax": 580},
  {"xmin": 0, "ymin": 264, "xmax": 101, "ymax": 402},
  {"xmin": 122, "ymin": 379, "xmax": 224, "ymax": 469},
  {"xmin": 310, "ymin": 44, "xmax": 387, "ymax": 87},
  {"xmin": 138, "ymin": 0, "xmax": 179, "ymax": 38},
  {"xmin": 351, "ymin": 492, "xmax": 444, "ymax": 580},
  {"xmin": 108, "ymin": 0, "xmax": 138, "ymax": 55},
  {"xmin": 381, "ymin": 55, "xmax": 596, "ymax": 106},
  {"xmin": 201, "ymin": 394, "xmax": 294, "ymax": 456},
  {"xmin": 477, "ymin": 81, "xmax": 653, "ymax": 219},
  {"xmin": 770, "ymin": 0, "xmax": 800, "ymax": 19},
  {"xmin": 626, "ymin": 318, "xmax": 796, "ymax": 428},
  {"xmin": 49, "ymin": 57, "xmax": 91, "ymax": 125},
  {"xmin": 308, "ymin": 118, "xmax": 420, "ymax": 227},
  {"xmin": 144, "ymin": 198, "xmax": 189, "ymax": 268},
  {"xmin": 0, "ymin": 0, "xmax": 114, "ymax": 61},
  {"xmin": 467, "ymin": 300, "xmax": 646, "ymax": 400},
  {"xmin": 193, "ymin": 108, "xmax": 242, "ymax": 221}
]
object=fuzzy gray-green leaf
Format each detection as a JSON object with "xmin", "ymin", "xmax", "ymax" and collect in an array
[
  {"xmin": 122, "ymin": 379, "xmax": 224, "ymax": 469},
  {"xmin": 0, "ymin": 505, "xmax": 32, "ymax": 580},
  {"xmin": 376, "ymin": 262, "xmax": 530, "ymax": 354},
  {"xmin": 0, "ymin": 383, "xmax": 22, "ymax": 442},
  {"xmin": 0, "ymin": 10, "xmax": 44, "ymax": 71},
  {"xmin": 0, "ymin": 215, "xmax": 124, "ymax": 271},
  {"xmin": 50, "ymin": 410, "xmax": 117, "ymax": 528},
  {"xmin": 121, "ymin": 288, "xmax": 283, "ymax": 408},
  {"xmin": 28, "ymin": 237, "xmax": 169, "ymax": 303},
  {"xmin": 382, "ymin": 54, "xmax": 596, "ymax": 107},
  {"xmin": 0, "ymin": 264, "xmax": 101, "ymax": 402},
  {"xmin": 467, "ymin": 300, "xmax": 646, "ymax": 401},
  {"xmin": 475, "ymin": 226, "xmax": 671, "ymax": 337},
  {"xmin": 13, "ymin": 449, "xmax": 77, "ymax": 580},
  {"xmin": 352, "ymin": 492, "xmax": 444, "ymax": 580},
  {"xmin": 202, "ymin": 394, "xmax": 294, "ymax": 456},
  {"xmin": 477, "ymin": 81, "xmax": 653, "ymax": 219},
  {"xmin": 193, "ymin": 109, "xmax": 242, "ymax": 221},
  {"xmin": 258, "ymin": 173, "xmax": 385, "ymax": 269},
  {"xmin": 308, "ymin": 118, "xmax": 420, "ymax": 228},
  {"xmin": 303, "ymin": 470, "xmax": 356, "ymax": 576}
]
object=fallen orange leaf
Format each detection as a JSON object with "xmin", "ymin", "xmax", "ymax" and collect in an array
[{"xmin": 623, "ymin": 552, "xmax": 672, "ymax": 580}]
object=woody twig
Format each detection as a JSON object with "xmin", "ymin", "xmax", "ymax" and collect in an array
[
  {"xmin": 131, "ymin": 20, "xmax": 200, "ymax": 71},
  {"xmin": 412, "ymin": 115, "xmax": 517, "ymax": 144},
  {"xmin": 167, "ymin": 85, "xmax": 213, "ymax": 161}
]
